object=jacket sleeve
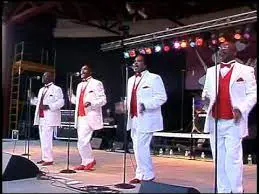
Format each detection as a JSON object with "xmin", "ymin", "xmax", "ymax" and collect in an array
[
  {"xmin": 48, "ymin": 87, "xmax": 65, "ymax": 111},
  {"xmin": 141, "ymin": 75, "xmax": 167, "ymax": 110},
  {"xmin": 90, "ymin": 81, "xmax": 107, "ymax": 108},
  {"xmin": 235, "ymin": 67, "xmax": 257, "ymax": 114}
]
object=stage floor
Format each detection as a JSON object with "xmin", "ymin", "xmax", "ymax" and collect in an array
[{"xmin": 2, "ymin": 140, "xmax": 257, "ymax": 193}]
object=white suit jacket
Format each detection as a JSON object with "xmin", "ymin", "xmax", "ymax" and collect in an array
[
  {"xmin": 126, "ymin": 71, "xmax": 167, "ymax": 133},
  {"xmin": 202, "ymin": 61, "xmax": 257, "ymax": 138},
  {"xmin": 32, "ymin": 83, "xmax": 64, "ymax": 126},
  {"xmin": 71, "ymin": 77, "xmax": 107, "ymax": 130}
]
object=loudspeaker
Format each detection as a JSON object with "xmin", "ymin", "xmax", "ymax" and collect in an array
[
  {"xmin": 2, "ymin": 152, "xmax": 40, "ymax": 181},
  {"xmin": 139, "ymin": 181, "xmax": 200, "ymax": 193}
]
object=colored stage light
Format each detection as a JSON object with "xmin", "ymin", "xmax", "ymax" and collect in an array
[
  {"xmin": 243, "ymin": 27, "xmax": 251, "ymax": 40},
  {"xmin": 123, "ymin": 52, "xmax": 130, "ymax": 58},
  {"xmin": 173, "ymin": 41, "xmax": 180, "ymax": 49},
  {"xmin": 139, "ymin": 48, "xmax": 146, "ymax": 54},
  {"xmin": 129, "ymin": 50, "xmax": 136, "ymax": 57},
  {"xmin": 211, "ymin": 33, "xmax": 218, "ymax": 45},
  {"xmin": 211, "ymin": 39, "xmax": 218, "ymax": 45},
  {"xmin": 154, "ymin": 45, "xmax": 162, "ymax": 52},
  {"xmin": 180, "ymin": 40, "xmax": 187, "ymax": 48},
  {"xmin": 195, "ymin": 37, "xmax": 203, "ymax": 46},
  {"xmin": 163, "ymin": 45, "xmax": 170, "ymax": 52},
  {"xmin": 145, "ymin": 47, "xmax": 152, "ymax": 54},
  {"xmin": 218, "ymin": 33, "xmax": 226, "ymax": 43},
  {"xmin": 234, "ymin": 29, "xmax": 242, "ymax": 40},
  {"xmin": 189, "ymin": 41, "xmax": 196, "ymax": 47}
]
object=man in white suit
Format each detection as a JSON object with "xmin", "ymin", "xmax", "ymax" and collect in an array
[
  {"xmin": 31, "ymin": 72, "xmax": 64, "ymax": 166},
  {"xmin": 127, "ymin": 54, "xmax": 167, "ymax": 183},
  {"xmin": 202, "ymin": 41, "xmax": 257, "ymax": 193},
  {"xmin": 69, "ymin": 64, "xmax": 106, "ymax": 171}
]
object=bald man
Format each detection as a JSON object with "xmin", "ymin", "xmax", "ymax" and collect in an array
[
  {"xmin": 31, "ymin": 72, "xmax": 64, "ymax": 166},
  {"xmin": 202, "ymin": 41, "xmax": 257, "ymax": 193}
]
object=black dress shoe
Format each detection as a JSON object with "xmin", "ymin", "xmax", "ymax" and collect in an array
[{"xmin": 37, "ymin": 160, "xmax": 45, "ymax": 164}]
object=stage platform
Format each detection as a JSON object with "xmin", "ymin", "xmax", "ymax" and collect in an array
[{"xmin": 2, "ymin": 139, "xmax": 257, "ymax": 193}]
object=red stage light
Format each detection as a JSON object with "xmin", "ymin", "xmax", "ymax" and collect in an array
[
  {"xmin": 163, "ymin": 45, "xmax": 170, "ymax": 52},
  {"xmin": 129, "ymin": 50, "xmax": 136, "ymax": 57},
  {"xmin": 234, "ymin": 29, "xmax": 242, "ymax": 40},
  {"xmin": 195, "ymin": 38, "xmax": 203, "ymax": 46}
]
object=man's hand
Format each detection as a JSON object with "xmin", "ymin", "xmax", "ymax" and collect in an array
[
  {"xmin": 139, "ymin": 103, "xmax": 145, "ymax": 114},
  {"xmin": 233, "ymin": 108, "xmax": 242, "ymax": 124},
  {"xmin": 85, "ymin": 102, "xmax": 91, "ymax": 108},
  {"xmin": 41, "ymin": 105, "xmax": 50, "ymax": 110}
]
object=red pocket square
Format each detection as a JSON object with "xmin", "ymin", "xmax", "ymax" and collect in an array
[{"xmin": 236, "ymin": 78, "xmax": 244, "ymax": 82}]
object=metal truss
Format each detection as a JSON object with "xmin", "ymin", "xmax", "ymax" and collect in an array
[{"xmin": 100, "ymin": 10, "xmax": 257, "ymax": 51}]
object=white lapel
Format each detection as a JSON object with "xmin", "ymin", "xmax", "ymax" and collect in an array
[
  {"xmin": 137, "ymin": 71, "xmax": 149, "ymax": 91},
  {"xmin": 212, "ymin": 65, "xmax": 220, "ymax": 94},
  {"xmin": 229, "ymin": 62, "xmax": 242, "ymax": 87}
]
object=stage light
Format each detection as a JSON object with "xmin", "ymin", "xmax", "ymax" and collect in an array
[
  {"xmin": 173, "ymin": 41, "xmax": 180, "ymax": 49},
  {"xmin": 243, "ymin": 27, "xmax": 251, "ymax": 40},
  {"xmin": 139, "ymin": 48, "xmax": 146, "ymax": 54},
  {"xmin": 211, "ymin": 33, "xmax": 218, "ymax": 45},
  {"xmin": 129, "ymin": 49, "xmax": 136, "ymax": 57},
  {"xmin": 163, "ymin": 45, "xmax": 170, "ymax": 52},
  {"xmin": 123, "ymin": 52, "xmax": 130, "ymax": 58},
  {"xmin": 154, "ymin": 45, "xmax": 162, "ymax": 52},
  {"xmin": 195, "ymin": 37, "xmax": 203, "ymax": 46},
  {"xmin": 189, "ymin": 40, "xmax": 196, "ymax": 47},
  {"xmin": 145, "ymin": 47, "xmax": 152, "ymax": 54},
  {"xmin": 234, "ymin": 29, "xmax": 242, "ymax": 40},
  {"xmin": 211, "ymin": 39, "xmax": 217, "ymax": 45},
  {"xmin": 218, "ymin": 33, "xmax": 226, "ymax": 43},
  {"xmin": 180, "ymin": 40, "xmax": 187, "ymax": 48}
]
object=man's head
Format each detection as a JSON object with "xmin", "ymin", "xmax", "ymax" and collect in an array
[
  {"xmin": 42, "ymin": 72, "xmax": 54, "ymax": 84},
  {"xmin": 132, "ymin": 54, "xmax": 147, "ymax": 73},
  {"xmin": 218, "ymin": 41, "xmax": 237, "ymax": 63},
  {"xmin": 80, "ymin": 64, "xmax": 92, "ymax": 80}
]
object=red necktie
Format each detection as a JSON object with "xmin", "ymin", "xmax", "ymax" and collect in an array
[
  {"xmin": 39, "ymin": 87, "xmax": 48, "ymax": 118},
  {"xmin": 78, "ymin": 86, "xmax": 87, "ymax": 116}
]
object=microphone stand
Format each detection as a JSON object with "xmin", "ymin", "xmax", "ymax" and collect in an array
[
  {"xmin": 114, "ymin": 31, "xmax": 135, "ymax": 189},
  {"xmin": 213, "ymin": 51, "xmax": 219, "ymax": 194},
  {"xmin": 22, "ymin": 77, "xmax": 32, "ymax": 159},
  {"xmin": 60, "ymin": 73, "xmax": 76, "ymax": 173}
]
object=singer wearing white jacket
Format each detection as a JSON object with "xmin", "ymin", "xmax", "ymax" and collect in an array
[
  {"xmin": 127, "ymin": 54, "xmax": 167, "ymax": 184},
  {"xmin": 69, "ymin": 64, "xmax": 107, "ymax": 171},
  {"xmin": 202, "ymin": 41, "xmax": 257, "ymax": 193},
  {"xmin": 31, "ymin": 72, "xmax": 64, "ymax": 166}
]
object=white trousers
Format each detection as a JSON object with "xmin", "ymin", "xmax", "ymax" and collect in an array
[
  {"xmin": 77, "ymin": 116, "xmax": 94, "ymax": 165},
  {"xmin": 131, "ymin": 127, "xmax": 154, "ymax": 180},
  {"xmin": 209, "ymin": 119, "xmax": 243, "ymax": 193},
  {"xmin": 38, "ymin": 125, "xmax": 55, "ymax": 162}
]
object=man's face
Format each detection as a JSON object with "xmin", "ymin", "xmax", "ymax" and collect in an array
[
  {"xmin": 133, "ymin": 55, "xmax": 147, "ymax": 73},
  {"xmin": 42, "ymin": 72, "xmax": 53, "ymax": 84},
  {"xmin": 218, "ymin": 41, "xmax": 236, "ymax": 63},
  {"xmin": 80, "ymin": 65, "xmax": 92, "ymax": 79}
]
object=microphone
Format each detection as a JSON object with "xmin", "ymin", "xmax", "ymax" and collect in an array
[
  {"xmin": 31, "ymin": 76, "xmax": 41, "ymax": 80},
  {"xmin": 70, "ymin": 72, "xmax": 80, "ymax": 76}
]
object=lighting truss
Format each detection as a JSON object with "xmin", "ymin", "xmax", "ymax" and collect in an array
[{"xmin": 100, "ymin": 10, "xmax": 257, "ymax": 51}]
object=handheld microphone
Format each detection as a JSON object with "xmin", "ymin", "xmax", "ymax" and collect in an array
[
  {"xmin": 70, "ymin": 72, "xmax": 80, "ymax": 76},
  {"xmin": 31, "ymin": 76, "xmax": 41, "ymax": 80}
]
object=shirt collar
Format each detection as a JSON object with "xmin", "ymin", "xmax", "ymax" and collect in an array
[
  {"xmin": 82, "ymin": 76, "xmax": 92, "ymax": 82},
  {"xmin": 44, "ymin": 82, "xmax": 53, "ymax": 87}
]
